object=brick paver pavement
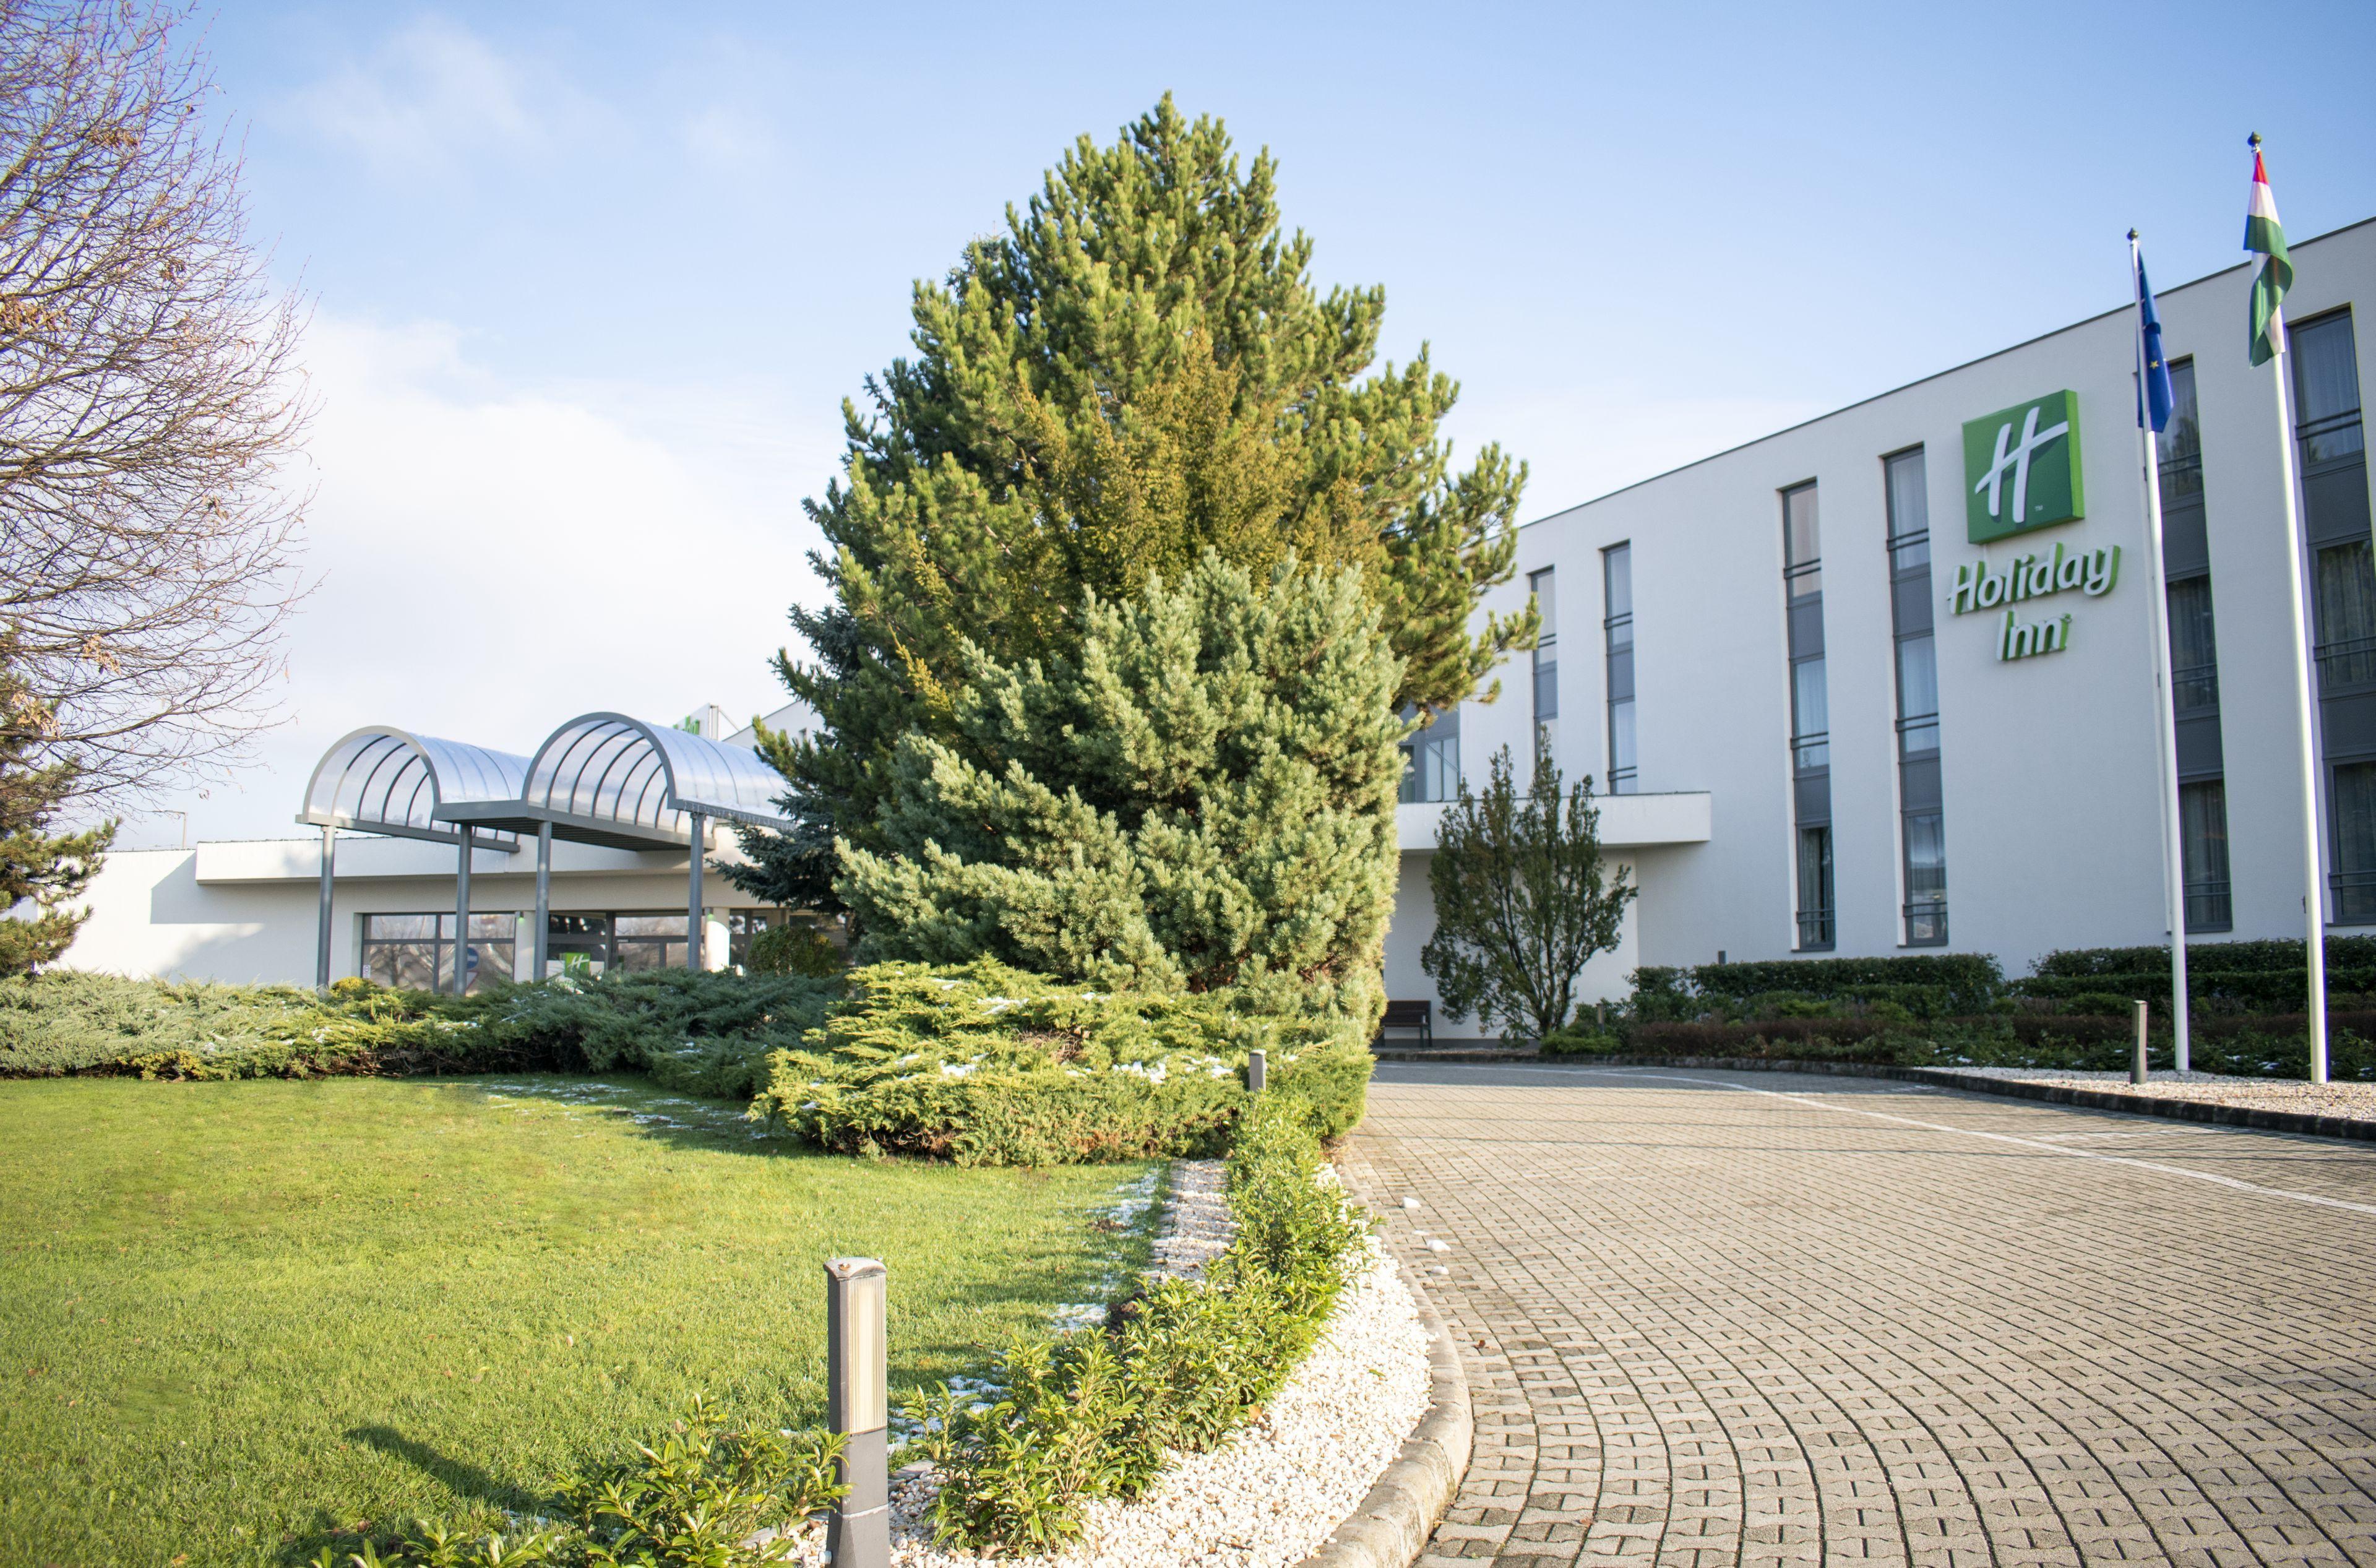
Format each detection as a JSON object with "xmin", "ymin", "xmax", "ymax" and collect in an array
[{"xmin": 1338, "ymin": 1062, "xmax": 2376, "ymax": 1568}]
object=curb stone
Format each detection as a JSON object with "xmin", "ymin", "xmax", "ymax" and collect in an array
[
  {"xmin": 1371, "ymin": 1049, "xmax": 2376, "ymax": 1142},
  {"xmin": 1292, "ymin": 1282, "xmax": 1471, "ymax": 1568}
]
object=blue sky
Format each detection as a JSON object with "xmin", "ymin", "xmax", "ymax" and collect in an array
[{"xmin": 131, "ymin": 0, "xmax": 2376, "ymax": 844}]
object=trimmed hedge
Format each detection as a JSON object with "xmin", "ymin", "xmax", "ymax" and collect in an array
[
  {"xmin": 1630, "ymin": 954, "xmax": 2001, "ymax": 1022},
  {"xmin": 1573, "ymin": 1011, "xmax": 2376, "ymax": 1080},
  {"xmin": 751, "ymin": 961, "xmax": 1371, "ymax": 1166},
  {"xmin": 2033, "ymin": 936, "xmax": 2376, "ymax": 978},
  {"xmin": 0, "ymin": 968, "xmax": 840, "ymax": 1093}
]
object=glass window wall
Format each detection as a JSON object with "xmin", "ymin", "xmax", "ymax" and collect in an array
[
  {"xmin": 1782, "ymin": 481, "xmax": 1832, "ymax": 949},
  {"xmin": 1885, "ymin": 448, "xmax": 1946, "ymax": 946},
  {"xmin": 1602, "ymin": 544, "xmax": 1635, "ymax": 793},
  {"xmin": 1530, "ymin": 567, "xmax": 1557, "ymax": 761}
]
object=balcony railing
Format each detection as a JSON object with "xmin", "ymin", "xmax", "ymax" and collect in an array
[
  {"xmin": 1796, "ymin": 908, "xmax": 1835, "ymax": 950},
  {"xmin": 2170, "ymin": 661, "xmax": 2219, "ymax": 715},
  {"xmin": 2184, "ymin": 881, "xmax": 2232, "ymax": 933},
  {"xmin": 2333, "ymin": 869, "xmax": 2376, "ymax": 926},
  {"xmin": 1903, "ymin": 900, "xmax": 1948, "ymax": 947},
  {"xmin": 2316, "ymin": 635, "xmax": 2376, "ymax": 690}
]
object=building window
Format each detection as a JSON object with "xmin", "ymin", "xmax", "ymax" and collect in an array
[
  {"xmin": 361, "ymin": 912, "xmax": 516, "ymax": 993},
  {"xmin": 1398, "ymin": 703, "xmax": 1461, "ymax": 803},
  {"xmin": 2292, "ymin": 312, "xmax": 2376, "ymax": 923},
  {"xmin": 1883, "ymin": 447, "xmax": 1945, "ymax": 946},
  {"xmin": 544, "ymin": 911, "xmax": 692, "ymax": 974},
  {"xmin": 1796, "ymin": 827, "xmax": 1835, "ymax": 951},
  {"xmin": 1783, "ymin": 481, "xmax": 1832, "ymax": 949},
  {"xmin": 1602, "ymin": 544, "xmax": 1635, "ymax": 793},
  {"xmin": 2313, "ymin": 538, "xmax": 2376, "ymax": 689},
  {"xmin": 1529, "ymin": 567, "xmax": 1557, "ymax": 760},
  {"xmin": 2180, "ymin": 780, "xmax": 2233, "ymax": 932},
  {"xmin": 2333, "ymin": 764, "xmax": 2376, "ymax": 926},
  {"xmin": 2156, "ymin": 359, "xmax": 2231, "ymax": 933}
]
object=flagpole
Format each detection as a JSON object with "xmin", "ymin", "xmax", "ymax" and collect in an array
[
  {"xmin": 2272, "ymin": 338, "xmax": 2330, "ymax": 1084},
  {"xmin": 2129, "ymin": 230, "xmax": 2191, "ymax": 1074},
  {"xmin": 2249, "ymin": 133, "xmax": 2330, "ymax": 1085}
]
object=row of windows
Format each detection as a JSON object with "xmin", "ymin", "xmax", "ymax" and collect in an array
[
  {"xmin": 358, "ymin": 910, "xmax": 788, "ymax": 992},
  {"xmin": 1393, "ymin": 308, "xmax": 2369, "ymax": 946}
]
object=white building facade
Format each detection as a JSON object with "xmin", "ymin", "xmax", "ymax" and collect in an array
[
  {"xmin": 50, "ymin": 223, "xmax": 2376, "ymax": 1032},
  {"xmin": 1383, "ymin": 218, "xmax": 2376, "ymax": 1028}
]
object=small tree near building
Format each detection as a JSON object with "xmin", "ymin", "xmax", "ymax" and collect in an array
[
  {"xmin": 1421, "ymin": 744, "xmax": 1635, "ymax": 1041},
  {"xmin": 2, "ymin": 637, "xmax": 111, "ymax": 976}
]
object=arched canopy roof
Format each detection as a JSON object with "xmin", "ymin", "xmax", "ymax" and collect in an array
[
  {"xmin": 296, "ymin": 728, "xmax": 528, "ymax": 848},
  {"xmin": 440, "ymin": 712, "xmax": 796, "ymax": 850}
]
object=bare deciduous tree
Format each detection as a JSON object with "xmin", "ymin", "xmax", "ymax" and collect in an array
[{"xmin": 0, "ymin": 0, "xmax": 311, "ymax": 807}]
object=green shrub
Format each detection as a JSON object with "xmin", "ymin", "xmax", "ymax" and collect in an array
[
  {"xmin": 1622, "ymin": 958, "xmax": 1995, "ymax": 1023},
  {"xmin": 308, "ymin": 1395, "xmax": 847, "ymax": 1568},
  {"xmin": 746, "ymin": 922, "xmax": 845, "ymax": 978},
  {"xmin": 919, "ymin": 1096, "xmax": 1362, "ymax": 1553},
  {"xmin": 0, "ymin": 968, "xmax": 840, "ymax": 1093},
  {"xmin": 751, "ymin": 960, "xmax": 1372, "ymax": 1166},
  {"xmin": 1538, "ymin": 1027, "xmax": 1625, "ymax": 1056},
  {"xmin": 2031, "ymin": 936, "xmax": 2376, "ymax": 978}
]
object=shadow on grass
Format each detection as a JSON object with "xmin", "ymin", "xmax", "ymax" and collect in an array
[
  {"xmin": 273, "ymin": 1427, "xmax": 551, "ymax": 1566},
  {"xmin": 347, "ymin": 1423, "xmax": 545, "ymax": 1512}
]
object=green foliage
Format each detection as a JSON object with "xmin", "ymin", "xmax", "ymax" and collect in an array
[
  {"xmin": 1422, "ymin": 744, "xmax": 1637, "ymax": 1040},
  {"xmin": 743, "ymin": 922, "xmax": 844, "ymax": 978},
  {"xmin": 921, "ymin": 1096, "xmax": 1363, "ymax": 1553},
  {"xmin": 838, "ymin": 553, "xmax": 1406, "ymax": 1021},
  {"xmin": 308, "ymin": 1396, "xmax": 850, "ymax": 1568},
  {"xmin": 2032, "ymin": 936, "xmax": 2376, "ymax": 978},
  {"xmin": 739, "ymin": 95, "xmax": 1533, "ymax": 910},
  {"xmin": 752, "ymin": 960, "xmax": 1372, "ymax": 1165},
  {"xmin": 1625, "ymin": 955, "xmax": 2003, "ymax": 1022},
  {"xmin": 0, "ymin": 635, "xmax": 113, "ymax": 977},
  {"xmin": 1538, "ymin": 1028, "xmax": 1624, "ymax": 1057},
  {"xmin": 0, "ymin": 968, "xmax": 839, "ymax": 1093}
]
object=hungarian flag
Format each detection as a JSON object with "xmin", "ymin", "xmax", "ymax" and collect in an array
[{"xmin": 2244, "ymin": 138, "xmax": 2293, "ymax": 365}]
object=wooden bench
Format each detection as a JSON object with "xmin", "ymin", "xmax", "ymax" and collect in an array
[{"xmin": 1377, "ymin": 998, "xmax": 1434, "ymax": 1048}]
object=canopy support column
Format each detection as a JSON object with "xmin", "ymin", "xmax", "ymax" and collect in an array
[
  {"xmin": 315, "ymin": 825, "xmax": 338, "ymax": 991},
  {"xmin": 533, "ymin": 822, "xmax": 552, "ymax": 983},
  {"xmin": 687, "ymin": 812, "xmax": 707, "ymax": 971},
  {"xmin": 454, "ymin": 832, "xmax": 474, "ymax": 996}
]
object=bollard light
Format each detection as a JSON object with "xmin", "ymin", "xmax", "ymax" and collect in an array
[
  {"xmin": 825, "ymin": 1257, "xmax": 889, "ymax": 1568},
  {"xmin": 2131, "ymin": 1001, "xmax": 2149, "ymax": 1087},
  {"xmin": 1247, "ymin": 1048, "xmax": 1267, "ymax": 1093}
]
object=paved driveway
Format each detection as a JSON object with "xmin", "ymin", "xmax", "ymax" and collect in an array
[{"xmin": 1338, "ymin": 1063, "xmax": 2376, "ymax": 1568}]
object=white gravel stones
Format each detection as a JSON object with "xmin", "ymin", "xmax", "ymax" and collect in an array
[
  {"xmin": 1146, "ymin": 1158, "xmax": 1233, "ymax": 1282},
  {"xmin": 783, "ymin": 1165, "xmax": 1432, "ymax": 1568},
  {"xmin": 1959, "ymin": 1066, "xmax": 2376, "ymax": 1124}
]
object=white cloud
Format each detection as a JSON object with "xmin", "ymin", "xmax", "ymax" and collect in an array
[
  {"xmin": 282, "ymin": 17, "xmax": 588, "ymax": 173},
  {"xmin": 116, "ymin": 311, "xmax": 840, "ymax": 847}
]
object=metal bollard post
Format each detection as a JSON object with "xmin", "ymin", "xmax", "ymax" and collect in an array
[
  {"xmin": 825, "ymin": 1257, "xmax": 889, "ymax": 1568},
  {"xmin": 2132, "ymin": 1001, "xmax": 2149, "ymax": 1086},
  {"xmin": 1247, "ymin": 1048, "xmax": 1267, "ymax": 1093}
]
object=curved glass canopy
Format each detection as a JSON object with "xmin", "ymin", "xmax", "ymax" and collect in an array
[
  {"xmin": 442, "ymin": 712, "xmax": 796, "ymax": 850},
  {"xmin": 296, "ymin": 729, "xmax": 528, "ymax": 848}
]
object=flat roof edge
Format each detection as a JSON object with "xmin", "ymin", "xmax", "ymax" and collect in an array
[{"xmin": 1522, "ymin": 213, "xmax": 2376, "ymax": 528}]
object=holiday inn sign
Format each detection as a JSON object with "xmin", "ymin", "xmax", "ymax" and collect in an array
[
  {"xmin": 1964, "ymin": 389, "xmax": 2085, "ymax": 544},
  {"xmin": 1955, "ymin": 389, "xmax": 2106, "ymax": 662}
]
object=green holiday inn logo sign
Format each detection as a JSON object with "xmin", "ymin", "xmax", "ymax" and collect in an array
[
  {"xmin": 1953, "ymin": 389, "xmax": 2111, "ymax": 663},
  {"xmin": 1963, "ymin": 389, "xmax": 2083, "ymax": 544}
]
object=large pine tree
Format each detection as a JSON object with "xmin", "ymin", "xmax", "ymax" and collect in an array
[
  {"xmin": 733, "ymin": 96, "xmax": 1531, "ymax": 907},
  {"xmin": 840, "ymin": 553, "xmax": 1406, "ymax": 1020}
]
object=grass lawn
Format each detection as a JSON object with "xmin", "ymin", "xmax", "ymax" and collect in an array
[{"xmin": 0, "ymin": 1074, "xmax": 1155, "ymax": 1568}]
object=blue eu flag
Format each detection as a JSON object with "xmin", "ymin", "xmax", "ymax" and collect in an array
[{"xmin": 2135, "ymin": 246, "xmax": 2174, "ymax": 434}]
